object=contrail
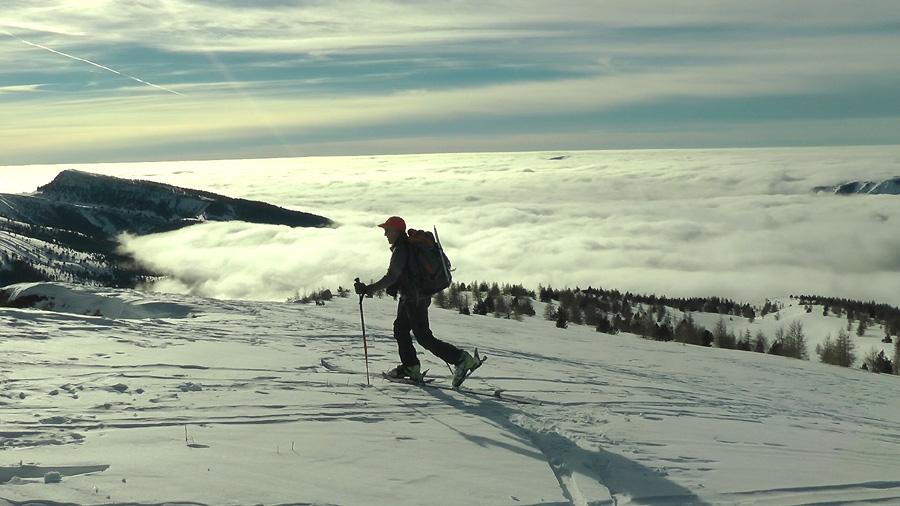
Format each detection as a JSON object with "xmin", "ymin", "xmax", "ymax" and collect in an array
[{"xmin": 2, "ymin": 29, "xmax": 183, "ymax": 96}]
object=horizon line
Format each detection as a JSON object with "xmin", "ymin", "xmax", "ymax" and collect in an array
[{"xmin": 3, "ymin": 142, "xmax": 898, "ymax": 168}]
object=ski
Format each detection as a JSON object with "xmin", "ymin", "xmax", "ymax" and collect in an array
[
  {"xmin": 405, "ymin": 380, "xmax": 541, "ymax": 405},
  {"xmin": 326, "ymin": 357, "xmax": 547, "ymax": 405},
  {"xmin": 381, "ymin": 368, "xmax": 435, "ymax": 385},
  {"xmin": 381, "ymin": 368, "xmax": 543, "ymax": 405},
  {"xmin": 381, "ymin": 372, "xmax": 435, "ymax": 385}
]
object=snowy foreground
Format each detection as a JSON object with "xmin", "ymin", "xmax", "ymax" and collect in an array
[{"xmin": 1, "ymin": 283, "xmax": 899, "ymax": 506}]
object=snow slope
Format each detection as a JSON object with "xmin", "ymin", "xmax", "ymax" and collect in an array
[{"xmin": 1, "ymin": 283, "xmax": 898, "ymax": 505}]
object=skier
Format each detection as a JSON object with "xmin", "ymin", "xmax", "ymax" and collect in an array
[{"xmin": 355, "ymin": 216, "xmax": 479, "ymax": 387}]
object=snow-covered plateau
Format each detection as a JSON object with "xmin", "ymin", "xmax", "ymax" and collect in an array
[{"xmin": 1, "ymin": 282, "xmax": 898, "ymax": 506}]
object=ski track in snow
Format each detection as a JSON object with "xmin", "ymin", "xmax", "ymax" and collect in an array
[{"xmin": 1, "ymin": 284, "xmax": 899, "ymax": 505}]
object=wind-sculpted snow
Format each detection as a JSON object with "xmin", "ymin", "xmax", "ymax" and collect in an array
[
  {"xmin": 1, "ymin": 282, "xmax": 898, "ymax": 505},
  {"xmin": 1, "ymin": 283, "xmax": 195, "ymax": 319}
]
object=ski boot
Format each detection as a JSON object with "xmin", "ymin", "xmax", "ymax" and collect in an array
[
  {"xmin": 386, "ymin": 363, "xmax": 423, "ymax": 382},
  {"xmin": 451, "ymin": 349, "xmax": 484, "ymax": 388}
]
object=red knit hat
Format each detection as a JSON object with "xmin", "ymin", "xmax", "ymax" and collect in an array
[{"xmin": 378, "ymin": 216, "xmax": 406, "ymax": 231}]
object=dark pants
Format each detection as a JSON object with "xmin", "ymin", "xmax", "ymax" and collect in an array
[{"xmin": 394, "ymin": 296, "xmax": 463, "ymax": 367}]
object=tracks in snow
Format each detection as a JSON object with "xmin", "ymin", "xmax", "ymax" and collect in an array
[{"xmin": 723, "ymin": 480, "xmax": 900, "ymax": 505}]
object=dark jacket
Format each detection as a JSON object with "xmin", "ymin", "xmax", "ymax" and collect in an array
[{"xmin": 367, "ymin": 234, "xmax": 419, "ymax": 300}]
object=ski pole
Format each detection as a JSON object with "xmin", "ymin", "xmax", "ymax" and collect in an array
[{"xmin": 354, "ymin": 277, "xmax": 371, "ymax": 385}]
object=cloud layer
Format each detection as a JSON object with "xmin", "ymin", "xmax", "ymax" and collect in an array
[
  {"xmin": 3, "ymin": 1, "xmax": 900, "ymax": 164},
  {"xmin": 17, "ymin": 146, "xmax": 896, "ymax": 306}
]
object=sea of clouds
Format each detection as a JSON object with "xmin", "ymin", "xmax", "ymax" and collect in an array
[{"xmin": 4, "ymin": 146, "xmax": 900, "ymax": 305}]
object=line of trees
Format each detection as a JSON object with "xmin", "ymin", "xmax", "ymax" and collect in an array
[
  {"xmin": 423, "ymin": 282, "xmax": 898, "ymax": 375},
  {"xmin": 433, "ymin": 281, "xmax": 536, "ymax": 320},
  {"xmin": 799, "ymin": 294, "xmax": 900, "ymax": 337}
]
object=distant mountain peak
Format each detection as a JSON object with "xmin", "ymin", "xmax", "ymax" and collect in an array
[
  {"xmin": 813, "ymin": 176, "xmax": 900, "ymax": 195},
  {"xmin": 33, "ymin": 169, "xmax": 332, "ymax": 234}
]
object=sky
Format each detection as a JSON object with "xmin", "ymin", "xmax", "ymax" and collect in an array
[{"xmin": 2, "ymin": 1, "xmax": 900, "ymax": 165}]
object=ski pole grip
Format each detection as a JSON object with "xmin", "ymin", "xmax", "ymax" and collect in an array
[
  {"xmin": 354, "ymin": 277, "xmax": 364, "ymax": 303},
  {"xmin": 353, "ymin": 277, "xmax": 370, "ymax": 385}
]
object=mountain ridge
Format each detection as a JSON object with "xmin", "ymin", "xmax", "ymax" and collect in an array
[
  {"xmin": 0, "ymin": 170, "xmax": 333, "ymax": 287},
  {"xmin": 812, "ymin": 176, "xmax": 900, "ymax": 195}
]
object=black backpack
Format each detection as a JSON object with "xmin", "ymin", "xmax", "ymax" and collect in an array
[{"xmin": 406, "ymin": 227, "xmax": 452, "ymax": 294}]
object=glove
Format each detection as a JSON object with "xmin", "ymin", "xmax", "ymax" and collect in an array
[{"xmin": 354, "ymin": 280, "xmax": 368, "ymax": 296}]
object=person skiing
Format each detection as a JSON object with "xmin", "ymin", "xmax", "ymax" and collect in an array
[{"xmin": 355, "ymin": 216, "xmax": 479, "ymax": 387}]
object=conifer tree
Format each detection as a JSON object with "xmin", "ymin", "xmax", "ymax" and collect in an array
[
  {"xmin": 634, "ymin": 311, "xmax": 655, "ymax": 339},
  {"xmin": 856, "ymin": 317, "xmax": 868, "ymax": 337},
  {"xmin": 864, "ymin": 348, "xmax": 893, "ymax": 373},
  {"xmin": 782, "ymin": 321, "xmax": 809, "ymax": 360},
  {"xmin": 836, "ymin": 328, "xmax": 856, "ymax": 367},
  {"xmin": 674, "ymin": 315, "xmax": 694, "ymax": 344},
  {"xmin": 514, "ymin": 296, "xmax": 535, "ymax": 318},
  {"xmin": 494, "ymin": 294, "xmax": 511, "ymax": 320},
  {"xmin": 446, "ymin": 283, "xmax": 461, "ymax": 310},
  {"xmin": 543, "ymin": 300, "xmax": 557, "ymax": 322},
  {"xmin": 736, "ymin": 329, "xmax": 752, "ymax": 351},
  {"xmin": 753, "ymin": 330, "xmax": 768, "ymax": 353},
  {"xmin": 713, "ymin": 317, "xmax": 736, "ymax": 349},
  {"xmin": 556, "ymin": 307, "xmax": 568, "ymax": 329},
  {"xmin": 596, "ymin": 315, "xmax": 616, "ymax": 335},
  {"xmin": 769, "ymin": 327, "xmax": 785, "ymax": 356},
  {"xmin": 569, "ymin": 304, "xmax": 584, "ymax": 326},
  {"xmin": 816, "ymin": 335, "xmax": 836, "ymax": 365},
  {"xmin": 816, "ymin": 329, "xmax": 855, "ymax": 367}
]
